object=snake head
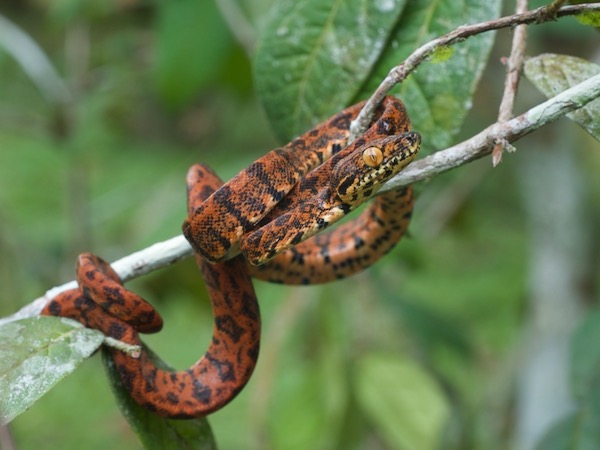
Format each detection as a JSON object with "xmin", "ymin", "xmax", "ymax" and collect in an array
[{"xmin": 332, "ymin": 131, "xmax": 420, "ymax": 205}]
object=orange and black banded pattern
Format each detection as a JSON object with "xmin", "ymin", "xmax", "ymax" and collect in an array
[
  {"xmin": 185, "ymin": 96, "xmax": 420, "ymax": 283},
  {"xmin": 42, "ymin": 166, "xmax": 260, "ymax": 418},
  {"xmin": 41, "ymin": 96, "xmax": 420, "ymax": 417}
]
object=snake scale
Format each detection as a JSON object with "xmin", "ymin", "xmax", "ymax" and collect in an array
[{"xmin": 41, "ymin": 96, "xmax": 420, "ymax": 418}]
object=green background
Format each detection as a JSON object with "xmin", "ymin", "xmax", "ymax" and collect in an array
[{"xmin": 1, "ymin": 0, "xmax": 599, "ymax": 449}]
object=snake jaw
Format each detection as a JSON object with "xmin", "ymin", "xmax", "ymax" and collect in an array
[{"xmin": 332, "ymin": 131, "xmax": 421, "ymax": 205}]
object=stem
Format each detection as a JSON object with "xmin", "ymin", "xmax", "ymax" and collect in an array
[
  {"xmin": 380, "ymin": 72, "xmax": 600, "ymax": 190},
  {"xmin": 492, "ymin": 0, "xmax": 529, "ymax": 166},
  {"xmin": 0, "ymin": 236, "xmax": 193, "ymax": 326},
  {"xmin": 104, "ymin": 337, "xmax": 142, "ymax": 358}
]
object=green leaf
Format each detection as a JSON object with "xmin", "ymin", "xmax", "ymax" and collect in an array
[
  {"xmin": 254, "ymin": 0, "xmax": 409, "ymax": 141},
  {"xmin": 0, "ymin": 316, "xmax": 104, "ymax": 424},
  {"xmin": 361, "ymin": 0, "xmax": 502, "ymax": 151},
  {"xmin": 524, "ymin": 54, "xmax": 600, "ymax": 141},
  {"xmin": 102, "ymin": 346, "xmax": 216, "ymax": 450},
  {"xmin": 570, "ymin": 308, "xmax": 600, "ymax": 400},
  {"xmin": 574, "ymin": 10, "xmax": 600, "ymax": 29},
  {"xmin": 153, "ymin": 0, "xmax": 232, "ymax": 110},
  {"xmin": 534, "ymin": 391, "xmax": 600, "ymax": 450},
  {"xmin": 353, "ymin": 352, "xmax": 449, "ymax": 450}
]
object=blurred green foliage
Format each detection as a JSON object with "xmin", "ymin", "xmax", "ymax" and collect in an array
[{"xmin": 0, "ymin": 0, "xmax": 599, "ymax": 449}]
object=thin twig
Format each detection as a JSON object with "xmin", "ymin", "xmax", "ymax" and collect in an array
[
  {"xmin": 2, "ymin": 72, "xmax": 599, "ymax": 327},
  {"xmin": 539, "ymin": 0, "xmax": 569, "ymax": 22},
  {"xmin": 492, "ymin": 0, "xmax": 529, "ymax": 166},
  {"xmin": 104, "ymin": 337, "xmax": 141, "ymax": 358},
  {"xmin": 349, "ymin": 2, "xmax": 600, "ymax": 140}
]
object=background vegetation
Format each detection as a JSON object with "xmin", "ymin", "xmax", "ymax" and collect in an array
[{"xmin": 0, "ymin": 0, "xmax": 598, "ymax": 449}]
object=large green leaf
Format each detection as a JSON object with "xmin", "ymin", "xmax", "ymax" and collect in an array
[
  {"xmin": 353, "ymin": 352, "xmax": 449, "ymax": 450},
  {"xmin": 361, "ymin": 0, "xmax": 502, "ymax": 151},
  {"xmin": 524, "ymin": 54, "xmax": 600, "ymax": 141},
  {"xmin": 254, "ymin": 0, "xmax": 409, "ymax": 141},
  {"xmin": 102, "ymin": 346, "xmax": 216, "ymax": 450},
  {"xmin": 0, "ymin": 316, "xmax": 104, "ymax": 424},
  {"xmin": 255, "ymin": 0, "xmax": 500, "ymax": 147}
]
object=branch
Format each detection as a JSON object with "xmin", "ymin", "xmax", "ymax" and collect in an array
[
  {"xmin": 349, "ymin": 2, "xmax": 600, "ymax": 140},
  {"xmin": 492, "ymin": 0, "xmax": 529, "ymax": 166},
  {"xmin": 0, "ymin": 236, "xmax": 193, "ymax": 326},
  {"xmin": 379, "ymin": 72, "xmax": 600, "ymax": 191},
  {"xmin": 3, "ymin": 72, "xmax": 599, "ymax": 327}
]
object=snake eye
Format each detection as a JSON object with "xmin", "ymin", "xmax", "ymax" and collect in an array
[{"xmin": 362, "ymin": 146, "xmax": 383, "ymax": 167}]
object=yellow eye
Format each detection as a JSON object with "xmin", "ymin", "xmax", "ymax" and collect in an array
[{"xmin": 362, "ymin": 146, "xmax": 383, "ymax": 167}]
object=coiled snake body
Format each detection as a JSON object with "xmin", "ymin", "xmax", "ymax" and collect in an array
[
  {"xmin": 184, "ymin": 96, "xmax": 419, "ymax": 283},
  {"xmin": 42, "ymin": 96, "xmax": 420, "ymax": 417},
  {"xmin": 43, "ymin": 166, "xmax": 260, "ymax": 418}
]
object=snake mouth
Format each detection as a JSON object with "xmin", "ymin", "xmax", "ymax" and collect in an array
[
  {"xmin": 385, "ymin": 130, "xmax": 420, "ymax": 165},
  {"xmin": 379, "ymin": 132, "xmax": 420, "ymax": 182},
  {"xmin": 403, "ymin": 131, "xmax": 421, "ymax": 153}
]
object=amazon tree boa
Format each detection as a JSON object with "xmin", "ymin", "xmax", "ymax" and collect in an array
[{"xmin": 42, "ymin": 96, "xmax": 420, "ymax": 418}]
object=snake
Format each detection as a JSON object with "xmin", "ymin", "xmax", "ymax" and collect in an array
[
  {"xmin": 42, "ymin": 166, "xmax": 260, "ymax": 419},
  {"xmin": 183, "ymin": 95, "xmax": 420, "ymax": 284},
  {"xmin": 41, "ymin": 96, "xmax": 420, "ymax": 417}
]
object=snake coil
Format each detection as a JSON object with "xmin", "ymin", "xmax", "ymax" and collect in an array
[{"xmin": 42, "ymin": 96, "xmax": 419, "ymax": 417}]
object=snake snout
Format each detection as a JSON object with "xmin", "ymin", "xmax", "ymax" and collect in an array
[{"xmin": 404, "ymin": 130, "xmax": 421, "ymax": 152}]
